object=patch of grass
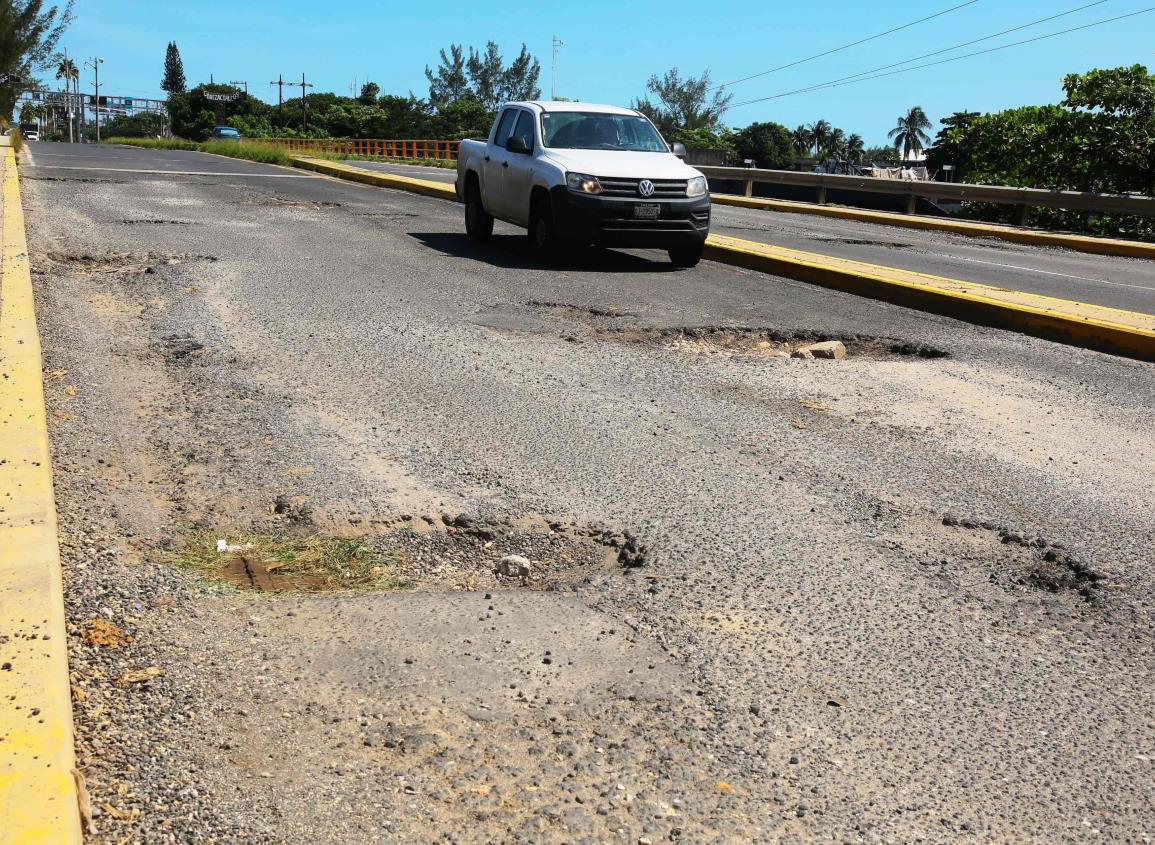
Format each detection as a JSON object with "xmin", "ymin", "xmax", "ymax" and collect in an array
[
  {"xmin": 104, "ymin": 136, "xmax": 200, "ymax": 151},
  {"xmin": 172, "ymin": 530, "xmax": 410, "ymax": 592},
  {"xmin": 103, "ymin": 136, "xmax": 292, "ymax": 166}
]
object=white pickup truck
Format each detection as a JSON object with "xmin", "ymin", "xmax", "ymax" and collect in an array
[{"xmin": 456, "ymin": 101, "xmax": 711, "ymax": 266}]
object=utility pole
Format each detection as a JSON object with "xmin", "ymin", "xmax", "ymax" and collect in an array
[
  {"xmin": 85, "ymin": 57, "xmax": 103, "ymax": 142},
  {"xmin": 229, "ymin": 80, "xmax": 248, "ymax": 95},
  {"xmin": 551, "ymin": 35, "xmax": 563, "ymax": 100},
  {"xmin": 298, "ymin": 72, "xmax": 313, "ymax": 130},
  {"xmin": 269, "ymin": 74, "xmax": 286, "ymax": 129}
]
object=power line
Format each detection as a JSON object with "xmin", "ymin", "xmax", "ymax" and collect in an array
[
  {"xmin": 728, "ymin": 5, "xmax": 1155, "ymax": 109},
  {"xmin": 733, "ymin": 0, "xmax": 1109, "ymax": 104},
  {"xmin": 717, "ymin": 0, "xmax": 981, "ymax": 90}
]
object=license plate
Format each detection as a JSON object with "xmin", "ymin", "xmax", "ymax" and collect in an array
[{"xmin": 632, "ymin": 204, "xmax": 660, "ymax": 220}]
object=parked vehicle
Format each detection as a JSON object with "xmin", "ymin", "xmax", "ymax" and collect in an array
[
  {"xmin": 456, "ymin": 101, "xmax": 710, "ymax": 266},
  {"xmin": 20, "ymin": 123, "xmax": 39, "ymax": 141},
  {"xmin": 211, "ymin": 126, "xmax": 242, "ymax": 140}
]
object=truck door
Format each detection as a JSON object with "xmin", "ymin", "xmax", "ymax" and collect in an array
[
  {"xmin": 502, "ymin": 110, "xmax": 538, "ymax": 227},
  {"xmin": 484, "ymin": 108, "xmax": 518, "ymax": 219}
]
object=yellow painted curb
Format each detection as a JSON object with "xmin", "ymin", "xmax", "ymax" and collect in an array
[
  {"xmin": 0, "ymin": 142, "xmax": 82, "ymax": 843},
  {"xmin": 705, "ymin": 233, "xmax": 1155, "ymax": 362},
  {"xmin": 290, "ymin": 156, "xmax": 457, "ymax": 200},
  {"xmin": 283, "ymin": 156, "xmax": 1155, "ymax": 361},
  {"xmin": 710, "ymin": 193, "xmax": 1155, "ymax": 261}
]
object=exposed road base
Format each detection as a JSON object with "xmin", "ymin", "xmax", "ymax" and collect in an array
[{"xmin": 710, "ymin": 193, "xmax": 1155, "ymax": 260}]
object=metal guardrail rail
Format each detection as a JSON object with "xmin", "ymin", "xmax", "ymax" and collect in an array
[{"xmin": 696, "ymin": 165, "xmax": 1155, "ymax": 221}]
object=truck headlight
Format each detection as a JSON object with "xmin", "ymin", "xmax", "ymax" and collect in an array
[
  {"xmin": 686, "ymin": 176, "xmax": 708, "ymax": 197},
  {"xmin": 566, "ymin": 172, "xmax": 603, "ymax": 194}
]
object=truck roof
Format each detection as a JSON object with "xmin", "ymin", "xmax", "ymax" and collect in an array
[{"xmin": 509, "ymin": 101, "xmax": 641, "ymax": 116}]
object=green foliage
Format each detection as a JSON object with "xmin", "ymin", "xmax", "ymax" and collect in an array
[
  {"xmin": 161, "ymin": 41, "xmax": 185, "ymax": 95},
  {"xmin": 733, "ymin": 121, "xmax": 793, "ymax": 169},
  {"xmin": 634, "ymin": 67, "xmax": 732, "ymax": 135},
  {"xmin": 0, "ymin": 0, "xmax": 74, "ymax": 119},
  {"xmin": 357, "ymin": 81, "xmax": 379, "ymax": 105},
  {"xmin": 105, "ymin": 135, "xmax": 292, "ymax": 166},
  {"xmin": 99, "ymin": 111, "xmax": 165, "ymax": 137},
  {"xmin": 862, "ymin": 145, "xmax": 900, "ymax": 165},
  {"xmin": 168, "ymin": 83, "xmax": 272, "ymax": 141},
  {"xmin": 668, "ymin": 126, "xmax": 736, "ymax": 156},
  {"xmin": 924, "ymin": 111, "xmax": 979, "ymax": 175},
  {"xmin": 932, "ymin": 67, "xmax": 1155, "ymax": 238},
  {"xmin": 888, "ymin": 105, "xmax": 932, "ymax": 160},
  {"xmin": 425, "ymin": 40, "xmax": 540, "ymax": 119},
  {"xmin": 103, "ymin": 136, "xmax": 199, "ymax": 150}
]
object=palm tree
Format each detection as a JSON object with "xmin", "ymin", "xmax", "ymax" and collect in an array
[
  {"xmin": 56, "ymin": 57, "xmax": 79, "ymax": 143},
  {"xmin": 826, "ymin": 127, "xmax": 846, "ymax": 159},
  {"xmin": 807, "ymin": 119, "xmax": 831, "ymax": 157},
  {"xmin": 791, "ymin": 124, "xmax": 811, "ymax": 157},
  {"xmin": 845, "ymin": 133, "xmax": 865, "ymax": 164},
  {"xmin": 888, "ymin": 106, "xmax": 933, "ymax": 163}
]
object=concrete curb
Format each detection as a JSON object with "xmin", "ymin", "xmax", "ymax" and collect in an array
[
  {"xmin": 710, "ymin": 193, "xmax": 1155, "ymax": 260},
  {"xmin": 705, "ymin": 234, "xmax": 1155, "ymax": 362},
  {"xmin": 288, "ymin": 157, "xmax": 1155, "ymax": 362},
  {"xmin": 0, "ymin": 142, "xmax": 83, "ymax": 843},
  {"xmin": 291, "ymin": 156, "xmax": 457, "ymax": 200}
]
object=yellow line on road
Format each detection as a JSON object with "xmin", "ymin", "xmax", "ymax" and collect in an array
[{"xmin": 0, "ymin": 141, "xmax": 82, "ymax": 843}]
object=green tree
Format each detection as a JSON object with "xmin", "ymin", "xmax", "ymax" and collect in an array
[
  {"xmin": 888, "ymin": 105, "xmax": 932, "ymax": 161},
  {"xmin": 734, "ymin": 121, "xmax": 793, "ymax": 168},
  {"xmin": 425, "ymin": 44, "xmax": 469, "ymax": 106},
  {"xmin": 633, "ymin": 67, "xmax": 732, "ymax": 134},
  {"xmin": 358, "ymin": 81, "xmax": 379, "ymax": 105},
  {"xmin": 845, "ymin": 133, "xmax": 865, "ymax": 164},
  {"xmin": 862, "ymin": 144, "xmax": 900, "ymax": 165},
  {"xmin": 807, "ymin": 120, "xmax": 831, "ymax": 156},
  {"xmin": 0, "ymin": 0, "xmax": 73, "ymax": 120},
  {"xmin": 161, "ymin": 41, "xmax": 185, "ymax": 95},
  {"xmin": 18, "ymin": 98, "xmax": 43, "ymax": 123},
  {"xmin": 1063, "ymin": 64, "xmax": 1155, "ymax": 193},
  {"xmin": 790, "ymin": 124, "xmax": 811, "ymax": 156},
  {"xmin": 924, "ymin": 111, "xmax": 980, "ymax": 177},
  {"xmin": 55, "ymin": 53, "xmax": 76, "ymax": 138},
  {"xmin": 826, "ymin": 127, "xmax": 846, "ymax": 158}
]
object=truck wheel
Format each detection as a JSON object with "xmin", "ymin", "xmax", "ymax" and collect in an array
[
  {"xmin": 668, "ymin": 242, "xmax": 704, "ymax": 268},
  {"xmin": 465, "ymin": 183, "xmax": 493, "ymax": 242},
  {"xmin": 527, "ymin": 201, "xmax": 559, "ymax": 260}
]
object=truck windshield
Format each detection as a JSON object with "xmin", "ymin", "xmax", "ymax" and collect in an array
[{"xmin": 540, "ymin": 112, "xmax": 667, "ymax": 152}]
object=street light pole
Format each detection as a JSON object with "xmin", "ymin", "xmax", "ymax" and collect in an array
[{"xmin": 85, "ymin": 57, "xmax": 103, "ymax": 143}]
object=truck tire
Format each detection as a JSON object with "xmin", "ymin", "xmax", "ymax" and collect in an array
[
  {"xmin": 527, "ymin": 199, "xmax": 560, "ymax": 260},
  {"xmin": 465, "ymin": 182, "xmax": 494, "ymax": 242},
  {"xmin": 668, "ymin": 242, "xmax": 704, "ymax": 268}
]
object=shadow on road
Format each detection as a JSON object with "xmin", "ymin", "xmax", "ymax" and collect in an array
[{"xmin": 410, "ymin": 232, "xmax": 682, "ymax": 274}]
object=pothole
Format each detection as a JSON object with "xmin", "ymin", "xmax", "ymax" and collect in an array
[
  {"xmin": 936, "ymin": 514, "xmax": 1108, "ymax": 603},
  {"xmin": 119, "ymin": 219, "xmax": 195, "ymax": 226},
  {"xmin": 154, "ymin": 333, "xmax": 205, "ymax": 362},
  {"xmin": 599, "ymin": 326, "xmax": 948, "ymax": 360},
  {"xmin": 23, "ymin": 176, "xmax": 127, "ymax": 184},
  {"xmin": 240, "ymin": 198, "xmax": 342, "ymax": 209},
  {"xmin": 526, "ymin": 300, "xmax": 637, "ymax": 320},
  {"xmin": 37, "ymin": 250, "xmax": 218, "ymax": 279},
  {"xmin": 817, "ymin": 237, "xmax": 914, "ymax": 249},
  {"xmin": 173, "ymin": 511, "xmax": 648, "ymax": 593}
]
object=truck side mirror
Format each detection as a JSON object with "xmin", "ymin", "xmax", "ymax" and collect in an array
[
  {"xmin": 506, "ymin": 136, "xmax": 532, "ymax": 154},
  {"xmin": 671, "ymin": 142, "xmax": 688, "ymax": 159}
]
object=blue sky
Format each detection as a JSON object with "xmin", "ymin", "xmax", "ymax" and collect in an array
[{"xmin": 59, "ymin": 0, "xmax": 1154, "ymax": 144}]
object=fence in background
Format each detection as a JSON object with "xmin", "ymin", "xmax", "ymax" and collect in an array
[{"xmin": 255, "ymin": 137, "xmax": 457, "ymax": 160}]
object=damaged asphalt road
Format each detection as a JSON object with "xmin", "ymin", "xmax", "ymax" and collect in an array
[{"xmin": 20, "ymin": 142, "xmax": 1155, "ymax": 844}]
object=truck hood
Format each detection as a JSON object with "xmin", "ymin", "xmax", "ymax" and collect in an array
[{"xmin": 541, "ymin": 150, "xmax": 702, "ymax": 180}]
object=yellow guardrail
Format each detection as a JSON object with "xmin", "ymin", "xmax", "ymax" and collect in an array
[{"xmin": 0, "ymin": 139, "xmax": 83, "ymax": 844}]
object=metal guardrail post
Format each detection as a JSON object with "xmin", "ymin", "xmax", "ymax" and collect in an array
[
  {"xmin": 816, "ymin": 184, "xmax": 826, "ymax": 205},
  {"xmin": 905, "ymin": 194, "xmax": 917, "ymax": 215}
]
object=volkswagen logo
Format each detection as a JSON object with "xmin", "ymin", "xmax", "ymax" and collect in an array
[{"xmin": 637, "ymin": 179, "xmax": 655, "ymax": 198}]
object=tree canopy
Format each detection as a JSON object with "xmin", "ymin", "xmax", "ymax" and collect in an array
[
  {"xmin": 161, "ymin": 41, "xmax": 185, "ymax": 95},
  {"xmin": 633, "ymin": 67, "xmax": 731, "ymax": 135},
  {"xmin": 0, "ymin": 0, "xmax": 73, "ymax": 119}
]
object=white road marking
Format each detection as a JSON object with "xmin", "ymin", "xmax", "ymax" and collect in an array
[
  {"xmin": 26, "ymin": 165, "xmax": 312, "ymax": 178},
  {"xmin": 942, "ymin": 253, "xmax": 1155, "ymax": 291}
]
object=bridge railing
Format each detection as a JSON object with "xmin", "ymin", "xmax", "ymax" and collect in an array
[
  {"xmin": 696, "ymin": 165, "xmax": 1155, "ymax": 223},
  {"xmin": 253, "ymin": 137, "xmax": 458, "ymax": 160}
]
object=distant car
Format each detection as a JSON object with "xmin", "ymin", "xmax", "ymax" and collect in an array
[
  {"xmin": 211, "ymin": 126, "xmax": 241, "ymax": 140},
  {"xmin": 20, "ymin": 123, "xmax": 39, "ymax": 141}
]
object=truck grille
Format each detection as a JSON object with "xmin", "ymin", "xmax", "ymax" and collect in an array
[{"xmin": 598, "ymin": 177, "xmax": 688, "ymax": 198}]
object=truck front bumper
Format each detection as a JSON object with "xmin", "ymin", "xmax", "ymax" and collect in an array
[{"xmin": 549, "ymin": 187, "xmax": 710, "ymax": 247}]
